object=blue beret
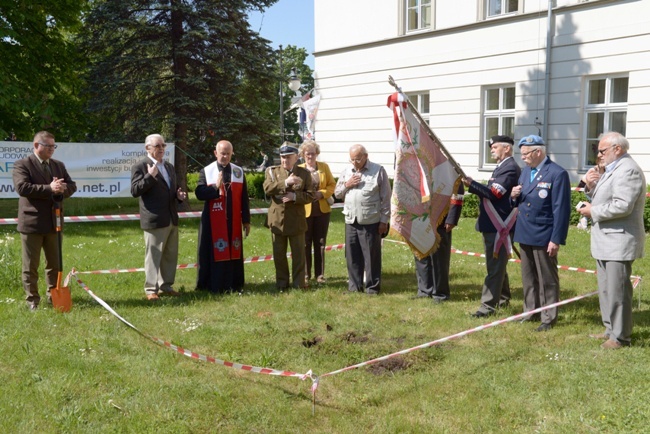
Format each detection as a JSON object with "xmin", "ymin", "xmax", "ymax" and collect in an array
[{"xmin": 518, "ymin": 135, "xmax": 545, "ymax": 147}]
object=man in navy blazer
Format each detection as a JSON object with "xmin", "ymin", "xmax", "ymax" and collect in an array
[
  {"xmin": 131, "ymin": 134, "xmax": 187, "ymax": 301},
  {"xmin": 464, "ymin": 135, "xmax": 521, "ymax": 317},
  {"xmin": 578, "ymin": 132, "xmax": 646, "ymax": 349},
  {"xmin": 13, "ymin": 131, "xmax": 77, "ymax": 310},
  {"xmin": 511, "ymin": 135, "xmax": 571, "ymax": 331}
]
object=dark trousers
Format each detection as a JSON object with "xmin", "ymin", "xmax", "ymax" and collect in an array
[
  {"xmin": 305, "ymin": 213, "xmax": 330, "ymax": 280},
  {"xmin": 519, "ymin": 243, "xmax": 559, "ymax": 325},
  {"xmin": 477, "ymin": 231, "xmax": 511, "ymax": 313},
  {"xmin": 21, "ymin": 232, "xmax": 59, "ymax": 307},
  {"xmin": 415, "ymin": 224, "xmax": 451, "ymax": 300},
  {"xmin": 345, "ymin": 221, "xmax": 381, "ymax": 294}
]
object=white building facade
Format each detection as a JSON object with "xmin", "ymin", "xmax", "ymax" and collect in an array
[{"xmin": 313, "ymin": 0, "xmax": 650, "ymax": 182}]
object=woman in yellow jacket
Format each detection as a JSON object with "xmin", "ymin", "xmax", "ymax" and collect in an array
[{"xmin": 299, "ymin": 140, "xmax": 336, "ymax": 285}]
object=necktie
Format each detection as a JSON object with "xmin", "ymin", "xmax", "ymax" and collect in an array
[
  {"xmin": 530, "ymin": 167, "xmax": 538, "ymax": 183},
  {"xmin": 42, "ymin": 161, "xmax": 52, "ymax": 181}
]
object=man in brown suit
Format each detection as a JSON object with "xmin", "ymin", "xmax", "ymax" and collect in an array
[
  {"xmin": 13, "ymin": 131, "xmax": 77, "ymax": 310},
  {"xmin": 263, "ymin": 143, "xmax": 314, "ymax": 289}
]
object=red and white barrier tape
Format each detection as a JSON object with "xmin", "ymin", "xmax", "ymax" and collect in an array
[
  {"xmin": 317, "ymin": 276, "xmax": 642, "ymax": 384},
  {"xmin": 75, "ymin": 244, "xmax": 346, "ymax": 275},
  {"xmin": 0, "ymin": 203, "xmax": 344, "ymax": 225},
  {"xmin": 67, "ymin": 270, "xmax": 316, "ymax": 384}
]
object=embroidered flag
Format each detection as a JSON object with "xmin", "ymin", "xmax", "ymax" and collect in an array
[{"xmin": 387, "ymin": 92, "xmax": 461, "ymax": 259}]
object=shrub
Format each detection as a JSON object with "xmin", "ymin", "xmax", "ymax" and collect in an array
[
  {"xmin": 186, "ymin": 172, "xmax": 199, "ymax": 192},
  {"xmin": 245, "ymin": 172, "xmax": 265, "ymax": 200}
]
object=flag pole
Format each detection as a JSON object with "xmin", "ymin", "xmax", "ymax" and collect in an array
[{"xmin": 388, "ymin": 75, "xmax": 467, "ymax": 179}]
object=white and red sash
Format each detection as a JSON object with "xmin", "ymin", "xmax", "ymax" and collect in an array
[
  {"xmin": 483, "ymin": 198, "xmax": 518, "ymax": 257},
  {"xmin": 205, "ymin": 162, "xmax": 244, "ymax": 262}
]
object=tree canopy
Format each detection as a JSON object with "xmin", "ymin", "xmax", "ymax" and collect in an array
[
  {"xmin": 1, "ymin": 0, "xmax": 315, "ymax": 183},
  {"xmin": 0, "ymin": 0, "xmax": 87, "ymax": 140}
]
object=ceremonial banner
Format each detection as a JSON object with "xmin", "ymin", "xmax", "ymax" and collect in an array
[
  {"xmin": 302, "ymin": 93, "xmax": 321, "ymax": 140},
  {"xmin": 387, "ymin": 92, "xmax": 461, "ymax": 259}
]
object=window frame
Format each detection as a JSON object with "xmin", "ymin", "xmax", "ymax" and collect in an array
[
  {"xmin": 407, "ymin": 92, "xmax": 431, "ymax": 126},
  {"xmin": 483, "ymin": 0, "xmax": 520, "ymax": 19},
  {"xmin": 405, "ymin": 0, "xmax": 432, "ymax": 33},
  {"xmin": 581, "ymin": 73, "xmax": 629, "ymax": 169},
  {"xmin": 481, "ymin": 84, "xmax": 516, "ymax": 169}
]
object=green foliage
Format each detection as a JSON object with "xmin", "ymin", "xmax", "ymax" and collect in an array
[
  {"xmin": 186, "ymin": 172, "xmax": 199, "ymax": 193},
  {"xmin": 77, "ymin": 0, "xmax": 288, "ymax": 187},
  {"xmin": 464, "ymin": 188, "xmax": 650, "ymax": 230},
  {"xmin": 245, "ymin": 171, "xmax": 266, "ymax": 199},
  {"xmin": 0, "ymin": 0, "xmax": 88, "ymax": 140},
  {"xmin": 460, "ymin": 192, "xmax": 479, "ymax": 218}
]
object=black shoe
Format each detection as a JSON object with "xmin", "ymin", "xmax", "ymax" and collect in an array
[
  {"xmin": 471, "ymin": 310, "xmax": 492, "ymax": 318},
  {"xmin": 535, "ymin": 323, "xmax": 553, "ymax": 332}
]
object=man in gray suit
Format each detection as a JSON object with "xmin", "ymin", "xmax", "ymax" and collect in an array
[
  {"xmin": 131, "ymin": 134, "xmax": 187, "ymax": 301},
  {"xmin": 578, "ymin": 132, "xmax": 646, "ymax": 349}
]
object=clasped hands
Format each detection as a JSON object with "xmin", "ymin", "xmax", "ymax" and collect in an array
[{"xmin": 49, "ymin": 177, "xmax": 67, "ymax": 194}]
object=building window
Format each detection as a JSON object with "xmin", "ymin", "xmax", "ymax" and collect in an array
[
  {"xmin": 583, "ymin": 75, "xmax": 628, "ymax": 166},
  {"xmin": 407, "ymin": 92, "xmax": 430, "ymax": 124},
  {"xmin": 482, "ymin": 85, "xmax": 515, "ymax": 166},
  {"xmin": 486, "ymin": 0, "xmax": 518, "ymax": 18},
  {"xmin": 406, "ymin": 0, "xmax": 431, "ymax": 32}
]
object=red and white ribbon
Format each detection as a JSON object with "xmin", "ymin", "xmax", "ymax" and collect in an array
[
  {"xmin": 74, "ymin": 244, "xmax": 347, "ymax": 275},
  {"xmin": 482, "ymin": 198, "xmax": 517, "ymax": 257},
  {"xmin": 67, "ymin": 270, "xmax": 317, "ymax": 384}
]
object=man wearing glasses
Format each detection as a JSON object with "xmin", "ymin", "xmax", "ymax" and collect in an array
[
  {"xmin": 13, "ymin": 131, "xmax": 77, "ymax": 310},
  {"xmin": 577, "ymin": 132, "xmax": 645, "ymax": 349},
  {"xmin": 510, "ymin": 135, "xmax": 571, "ymax": 331},
  {"xmin": 131, "ymin": 134, "xmax": 187, "ymax": 301},
  {"xmin": 334, "ymin": 144, "xmax": 391, "ymax": 295}
]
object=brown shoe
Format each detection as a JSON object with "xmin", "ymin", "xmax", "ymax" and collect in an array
[
  {"xmin": 601, "ymin": 339, "xmax": 623, "ymax": 350},
  {"xmin": 160, "ymin": 289, "xmax": 180, "ymax": 297},
  {"xmin": 146, "ymin": 293, "xmax": 160, "ymax": 301},
  {"xmin": 589, "ymin": 333, "xmax": 609, "ymax": 340}
]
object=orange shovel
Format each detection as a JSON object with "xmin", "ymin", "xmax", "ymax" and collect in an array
[{"xmin": 51, "ymin": 202, "xmax": 72, "ymax": 313}]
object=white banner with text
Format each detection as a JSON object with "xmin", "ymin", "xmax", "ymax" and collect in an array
[{"xmin": 0, "ymin": 142, "xmax": 175, "ymax": 198}]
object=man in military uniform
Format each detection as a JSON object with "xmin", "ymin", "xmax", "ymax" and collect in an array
[{"xmin": 263, "ymin": 143, "xmax": 314, "ymax": 289}]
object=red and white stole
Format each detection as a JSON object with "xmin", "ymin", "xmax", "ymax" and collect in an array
[
  {"xmin": 483, "ymin": 198, "xmax": 518, "ymax": 258},
  {"xmin": 205, "ymin": 162, "xmax": 244, "ymax": 262}
]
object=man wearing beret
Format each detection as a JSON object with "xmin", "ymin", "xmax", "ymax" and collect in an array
[
  {"xmin": 464, "ymin": 135, "xmax": 521, "ymax": 317},
  {"xmin": 511, "ymin": 135, "xmax": 571, "ymax": 331},
  {"xmin": 263, "ymin": 142, "xmax": 314, "ymax": 289}
]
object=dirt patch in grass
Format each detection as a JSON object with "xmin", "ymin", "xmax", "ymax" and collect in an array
[
  {"xmin": 343, "ymin": 331, "xmax": 369, "ymax": 343},
  {"xmin": 367, "ymin": 356, "xmax": 411, "ymax": 375},
  {"xmin": 302, "ymin": 336, "xmax": 322, "ymax": 348}
]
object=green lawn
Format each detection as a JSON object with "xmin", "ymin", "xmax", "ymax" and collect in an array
[{"xmin": 0, "ymin": 196, "xmax": 649, "ymax": 433}]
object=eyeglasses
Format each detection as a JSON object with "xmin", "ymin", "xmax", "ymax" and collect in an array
[
  {"xmin": 149, "ymin": 143, "xmax": 167, "ymax": 149},
  {"xmin": 597, "ymin": 145, "xmax": 617, "ymax": 155},
  {"xmin": 37, "ymin": 142, "xmax": 57, "ymax": 150},
  {"xmin": 520, "ymin": 149, "xmax": 538, "ymax": 157},
  {"xmin": 349, "ymin": 156, "xmax": 366, "ymax": 163}
]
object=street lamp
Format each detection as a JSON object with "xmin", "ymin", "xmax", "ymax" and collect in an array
[
  {"xmin": 288, "ymin": 67, "xmax": 301, "ymax": 93},
  {"xmin": 279, "ymin": 45, "xmax": 302, "ymax": 142}
]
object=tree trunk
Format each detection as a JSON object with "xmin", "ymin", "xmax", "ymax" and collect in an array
[{"xmin": 171, "ymin": 0, "xmax": 190, "ymax": 210}]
